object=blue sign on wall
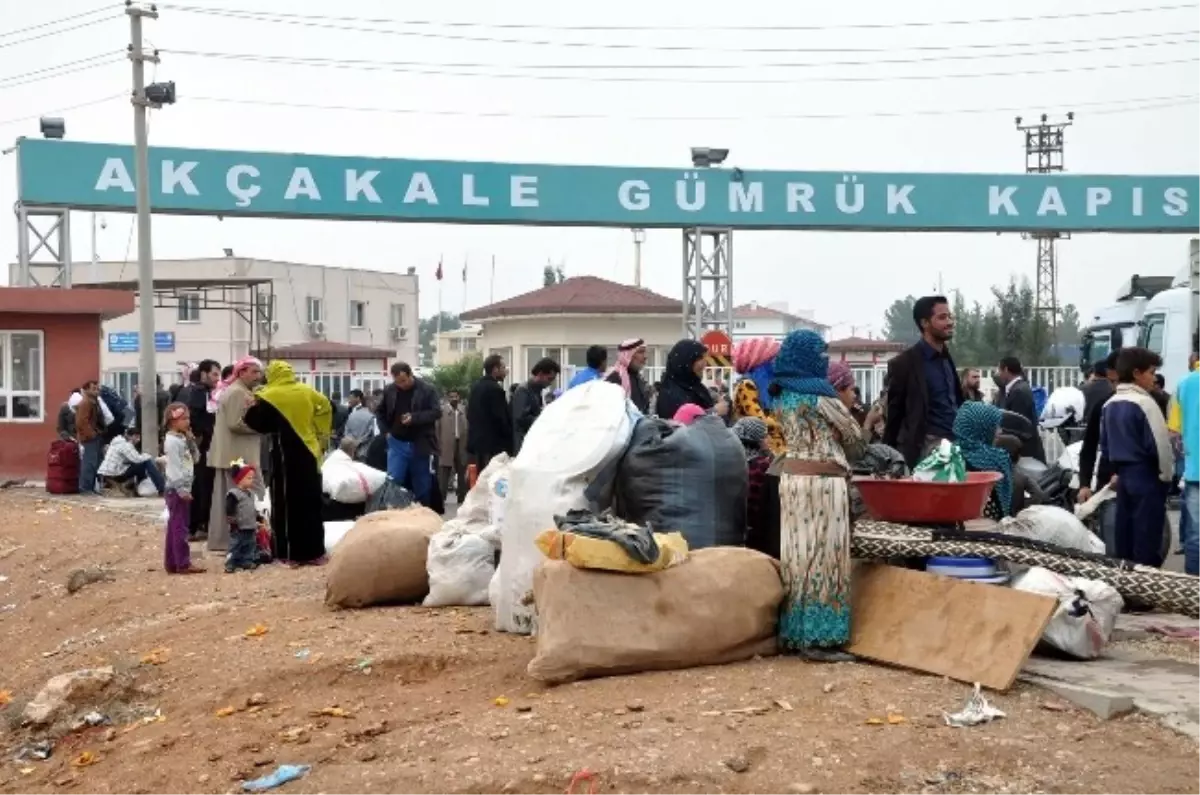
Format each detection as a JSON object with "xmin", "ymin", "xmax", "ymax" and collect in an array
[
  {"xmin": 107, "ymin": 331, "xmax": 176, "ymax": 353},
  {"xmin": 16, "ymin": 139, "xmax": 1198, "ymax": 234}
]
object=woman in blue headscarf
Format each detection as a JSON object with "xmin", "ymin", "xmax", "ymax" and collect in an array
[
  {"xmin": 772, "ymin": 330, "xmax": 867, "ymax": 660},
  {"xmin": 952, "ymin": 401, "xmax": 1013, "ymax": 520}
]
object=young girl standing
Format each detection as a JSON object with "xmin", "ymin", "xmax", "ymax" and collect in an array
[{"xmin": 163, "ymin": 403, "xmax": 206, "ymax": 574}]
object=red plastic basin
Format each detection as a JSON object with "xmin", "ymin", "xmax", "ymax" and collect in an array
[{"xmin": 852, "ymin": 472, "xmax": 1002, "ymax": 524}]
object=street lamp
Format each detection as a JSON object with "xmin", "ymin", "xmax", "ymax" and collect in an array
[
  {"xmin": 690, "ymin": 147, "xmax": 728, "ymax": 168},
  {"xmin": 39, "ymin": 117, "xmax": 65, "ymax": 139}
]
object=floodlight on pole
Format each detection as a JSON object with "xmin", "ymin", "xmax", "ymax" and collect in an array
[
  {"xmin": 39, "ymin": 117, "xmax": 65, "ymax": 139},
  {"xmin": 690, "ymin": 147, "xmax": 729, "ymax": 168}
]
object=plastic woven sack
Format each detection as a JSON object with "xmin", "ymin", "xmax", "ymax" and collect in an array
[
  {"xmin": 365, "ymin": 478, "xmax": 414, "ymax": 513},
  {"xmin": 912, "ymin": 439, "xmax": 967, "ymax": 483}
]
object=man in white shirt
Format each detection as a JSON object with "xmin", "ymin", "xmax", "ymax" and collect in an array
[
  {"xmin": 98, "ymin": 428, "xmax": 165, "ymax": 496},
  {"xmin": 436, "ymin": 389, "xmax": 470, "ymax": 504}
]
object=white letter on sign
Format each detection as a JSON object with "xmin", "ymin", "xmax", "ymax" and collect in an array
[
  {"xmin": 345, "ymin": 170, "xmax": 381, "ymax": 203},
  {"xmin": 161, "ymin": 160, "xmax": 199, "ymax": 195},
  {"xmin": 462, "ymin": 174, "xmax": 489, "ymax": 207},
  {"xmin": 1036, "ymin": 186, "xmax": 1066, "ymax": 216},
  {"xmin": 95, "ymin": 158, "xmax": 135, "ymax": 193},
  {"xmin": 886, "ymin": 184, "xmax": 916, "ymax": 214},
  {"xmin": 511, "ymin": 176, "xmax": 539, "ymax": 208},
  {"xmin": 729, "ymin": 182, "xmax": 763, "ymax": 213},
  {"xmin": 988, "ymin": 186, "xmax": 1018, "ymax": 216},
  {"xmin": 786, "ymin": 183, "xmax": 815, "ymax": 213},
  {"xmin": 1085, "ymin": 187, "xmax": 1111, "ymax": 216},
  {"xmin": 1163, "ymin": 187, "xmax": 1188, "ymax": 217},
  {"xmin": 226, "ymin": 165, "xmax": 260, "ymax": 208},
  {"xmin": 618, "ymin": 180, "xmax": 650, "ymax": 211},
  {"xmin": 284, "ymin": 167, "xmax": 321, "ymax": 201},
  {"xmin": 403, "ymin": 172, "xmax": 439, "ymax": 205}
]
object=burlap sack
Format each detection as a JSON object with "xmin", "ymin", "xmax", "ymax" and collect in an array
[
  {"xmin": 527, "ymin": 546, "xmax": 783, "ymax": 684},
  {"xmin": 325, "ymin": 506, "xmax": 444, "ymax": 609}
]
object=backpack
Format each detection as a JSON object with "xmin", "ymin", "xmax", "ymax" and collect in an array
[{"xmin": 99, "ymin": 385, "xmax": 130, "ymax": 427}]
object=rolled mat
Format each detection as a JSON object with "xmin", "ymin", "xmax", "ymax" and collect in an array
[{"xmin": 852, "ymin": 520, "xmax": 1199, "ymax": 619}]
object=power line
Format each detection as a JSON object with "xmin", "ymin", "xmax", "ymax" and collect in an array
[
  {"xmin": 0, "ymin": 53, "xmax": 125, "ymax": 91},
  {"xmin": 0, "ymin": 3, "xmax": 116, "ymax": 39},
  {"xmin": 166, "ymin": 35, "xmax": 1199, "ymax": 73},
  {"xmin": 186, "ymin": 92, "xmax": 1198, "ymax": 122},
  {"xmin": 159, "ymin": 4, "xmax": 1200, "ymax": 53},
  {"xmin": 0, "ymin": 93, "xmax": 123, "ymax": 128},
  {"xmin": 167, "ymin": 50, "xmax": 1200, "ymax": 85},
  {"xmin": 163, "ymin": 2, "xmax": 1199, "ymax": 33},
  {"xmin": 0, "ymin": 12, "xmax": 123, "ymax": 50}
]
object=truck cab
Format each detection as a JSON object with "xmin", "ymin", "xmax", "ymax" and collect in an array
[
  {"xmin": 1078, "ymin": 274, "xmax": 1175, "ymax": 375},
  {"xmin": 1138, "ymin": 257, "xmax": 1199, "ymax": 394}
]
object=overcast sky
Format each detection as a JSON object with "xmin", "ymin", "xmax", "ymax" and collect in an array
[{"xmin": 1, "ymin": 0, "xmax": 1197, "ymax": 336}]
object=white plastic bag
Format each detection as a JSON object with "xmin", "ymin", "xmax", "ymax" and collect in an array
[
  {"xmin": 999, "ymin": 505, "xmax": 1106, "ymax": 554},
  {"xmin": 324, "ymin": 520, "xmax": 355, "ymax": 554},
  {"xmin": 1011, "ymin": 566, "xmax": 1124, "ymax": 659},
  {"xmin": 321, "ymin": 450, "xmax": 387, "ymax": 504},
  {"xmin": 423, "ymin": 526, "xmax": 499, "ymax": 607},
  {"xmin": 456, "ymin": 454, "xmax": 511, "ymax": 528},
  {"xmin": 136, "ymin": 478, "xmax": 158, "ymax": 497}
]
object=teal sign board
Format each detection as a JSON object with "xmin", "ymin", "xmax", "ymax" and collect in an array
[{"xmin": 16, "ymin": 139, "xmax": 1199, "ymax": 233}]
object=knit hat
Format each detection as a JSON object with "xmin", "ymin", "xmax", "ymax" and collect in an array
[
  {"xmin": 733, "ymin": 337, "xmax": 781, "ymax": 375},
  {"xmin": 231, "ymin": 461, "xmax": 257, "ymax": 486},
  {"xmin": 827, "ymin": 361, "xmax": 855, "ymax": 392},
  {"xmin": 732, "ymin": 416, "xmax": 768, "ymax": 445},
  {"xmin": 672, "ymin": 403, "xmax": 707, "ymax": 426}
]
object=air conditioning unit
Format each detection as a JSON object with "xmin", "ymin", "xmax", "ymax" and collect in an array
[
  {"xmin": 260, "ymin": 319, "xmax": 280, "ymax": 334},
  {"xmin": 389, "ymin": 326, "xmax": 408, "ymax": 341},
  {"xmin": 398, "ymin": 326, "xmax": 408, "ymax": 340},
  {"xmin": 308, "ymin": 320, "xmax": 326, "ymax": 337}
]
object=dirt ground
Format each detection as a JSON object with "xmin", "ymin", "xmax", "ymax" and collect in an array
[{"xmin": 0, "ymin": 488, "xmax": 1196, "ymax": 795}]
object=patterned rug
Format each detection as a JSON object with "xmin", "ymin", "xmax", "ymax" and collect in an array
[{"xmin": 852, "ymin": 520, "xmax": 1199, "ymax": 618}]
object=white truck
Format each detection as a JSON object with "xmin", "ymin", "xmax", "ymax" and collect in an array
[
  {"xmin": 1138, "ymin": 239, "xmax": 1200, "ymax": 393},
  {"xmin": 1078, "ymin": 274, "xmax": 1175, "ymax": 375}
]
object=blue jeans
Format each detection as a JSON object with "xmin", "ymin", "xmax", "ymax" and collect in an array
[
  {"xmin": 385, "ymin": 435, "xmax": 433, "ymax": 505},
  {"xmin": 79, "ymin": 439, "xmax": 102, "ymax": 494},
  {"xmin": 1182, "ymin": 481, "xmax": 1199, "ymax": 576},
  {"xmin": 122, "ymin": 459, "xmax": 165, "ymax": 495}
]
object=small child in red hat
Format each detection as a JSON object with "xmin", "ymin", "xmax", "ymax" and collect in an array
[{"xmin": 224, "ymin": 459, "xmax": 260, "ymax": 573}]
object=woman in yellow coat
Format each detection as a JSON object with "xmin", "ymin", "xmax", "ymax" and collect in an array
[{"xmin": 731, "ymin": 337, "xmax": 785, "ymax": 456}]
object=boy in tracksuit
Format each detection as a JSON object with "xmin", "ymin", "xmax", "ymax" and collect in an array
[
  {"xmin": 1100, "ymin": 347, "xmax": 1175, "ymax": 567},
  {"xmin": 225, "ymin": 462, "xmax": 260, "ymax": 573}
]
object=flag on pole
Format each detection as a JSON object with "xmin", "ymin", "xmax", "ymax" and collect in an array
[{"xmin": 435, "ymin": 258, "xmax": 444, "ymax": 281}]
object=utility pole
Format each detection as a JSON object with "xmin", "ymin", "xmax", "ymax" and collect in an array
[
  {"xmin": 128, "ymin": 2, "xmax": 161, "ymax": 454},
  {"xmin": 1016, "ymin": 112, "xmax": 1074, "ymax": 353},
  {"xmin": 631, "ymin": 228, "xmax": 645, "ymax": 287}
]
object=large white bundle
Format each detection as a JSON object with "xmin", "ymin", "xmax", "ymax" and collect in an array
[
  {"xmin": 321, "ymin": 449, "xmax": 387, "ymax": 504},
  {"xmin": 999, "ymin": 505, "xmax": 1106, "ymax": 554},
  {"xmin": 423, "ymin": 526, "xmax": 500, "ymax": 607},
  {"xmin": 493, "ymin": 380, "xmax": 634, "ymax": 635},
  {"xmin": 1011, "ymin": 567, "xmax": 1124, "ymax": 659}
]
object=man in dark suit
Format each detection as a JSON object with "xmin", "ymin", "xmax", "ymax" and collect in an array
[
  {"xmin": 994, "ymin": 356, "xmax": 1046, "ymax": 462},
  {"xmin": 467, "ymin": 353, "xmax": 514, "ymax": 472},
  {"xmin": 884, "ymin": 295, "xmax": 964, "ymax": 467}
]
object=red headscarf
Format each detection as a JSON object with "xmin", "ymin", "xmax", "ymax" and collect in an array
[
  {"xmin": 673, "ymin": 403, "xmax": 707, "ymax": 426},
  {"xmin": 733, "ymin": 337, "xmax": 781, "ymax": 375}
]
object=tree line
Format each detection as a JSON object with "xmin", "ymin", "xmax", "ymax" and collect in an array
[{"xmin": 880, "ymin": 277, "xmax": 1082, "ymax": 367}]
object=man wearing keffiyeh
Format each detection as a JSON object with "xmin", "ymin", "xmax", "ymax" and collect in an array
[{"xmin": 604, "ymin": 338, "xmax": 651, "ymax": 413}]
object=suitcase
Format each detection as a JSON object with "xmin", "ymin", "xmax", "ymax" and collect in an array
[{"xmin": 46, "ymin": 440, "xmax": 80, "ymax": 495}]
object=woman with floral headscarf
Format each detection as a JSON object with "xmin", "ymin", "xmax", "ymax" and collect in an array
[
  {"xmin": 732, "ymin": 337, "xmax": 785, "ymax": 456},
  {"xmin": 243, "ymin": 360, "xmax": 333, "ymax": 566},
  {"xmin": 953, "ymin": 401, "xmax": 1013, "ymax": 520},
  {"xmin": 772, "ymin": 330, "xmax": 866, "ymax": 659}
]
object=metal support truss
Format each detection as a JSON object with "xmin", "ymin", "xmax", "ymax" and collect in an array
[
  {"xmin": 15, "ymin": 204, "xmax": 73, "ymax": 287},
  {"xmin": 681, "ymin": 226, "xmax": 733, "ymax": 340}
]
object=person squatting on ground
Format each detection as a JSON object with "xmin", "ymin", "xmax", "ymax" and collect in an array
[
  {"xmin": 162, "ymin": 403, "xmax": 205, "ymax": 575},
  {"xmin": 1101, "ymin": 346, "xmax": 1175, "ymax": 567},
  {"xmin": 224, "ymin": 461, "xmax": 261, "ymax": 573}
]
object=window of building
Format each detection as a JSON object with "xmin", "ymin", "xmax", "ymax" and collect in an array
[
  {"xmin": 463, "ymin": 337, "xmax": 477, "ymax": 351},
  {"xmin": 256, "ymin": 294, "xmax": 275, "ymax": 324},
  {"xmin": 734, "ymin": 321, "xmax": 747, "ymax": 329},
  {"xmin": 526, "ymin": 346, "xmax": 561, "ymax": 376},
  {"xmin": 389, "ymin": 303, "xmax": 405, "ymax": 329},
  {"xmin": 0, "ymin": 331, "xmax": 44, "ymax": 420},
  {"xmin": 450, "ymin": 338, "xmax": 463, "ymax": 352},
  {"xmin": 306, "ymin": 296, "xmax": 324, "ymax": 324},
  {"xmin": 565, "ymin": 346, "xmax": 617, "ymax": 372},
  {"xmin": 178, "ymin": 293, "xmax": 201, "ymax": 323},
  {"xmin": 349, "ymin": 300, "xmax": 367, "ymax": 329}
]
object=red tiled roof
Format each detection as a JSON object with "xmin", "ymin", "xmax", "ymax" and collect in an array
[
  {"xmin": 254, "ymin": 340, "xmax": 395, "ymax": 360},
  {"xmin": 828, "ymin": 336, "xmax": 906, "ymax": 353},
  {"xmin": 461, "ymin": 276, "xmax": 681, "ymax": 320},
  {"xmin": 733, "ymin": 302, "xmax": 829, "ymax": 329}
]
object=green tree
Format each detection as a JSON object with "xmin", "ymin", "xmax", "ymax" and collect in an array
[
  {"xmin": 881, "ymin": 296, "xmax": 919, "ymax": 344},
  {"xmin": 1058, "ymin": 303, "xmax": 1081, "ymax": 346},
  {"xmin": 430, "ymin": 354, "xmax": 482, "ymax": 396},
  {"xmin": 542, "ymin": 264, "xmax": 566, "ymax": 286},
  {"xmin": 418, "ymin": 312, "xmax": 462, "ymax": 366}
]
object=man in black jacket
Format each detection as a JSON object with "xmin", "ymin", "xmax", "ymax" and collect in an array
[
  {"xmin": 884, "ymin": 295, "xmax": 964, "ymax": 467},
  {"xmin": 376, "ymin": 362, "xmax": 442, "ymax": 507},
  {"xmin": 994, "ymin": 356, "xmax": 1046, "ymax": 462},
  {"xmin": 1078, "ymin": 351, "xmax": 1121, "ymax": 504},
  {"xmin": 512, "ymin": 357, "xmax": 561, "ymax": 454},
  {"xmin": 467, "ymin": 354, "xmax": 513, "ymax": 471}
]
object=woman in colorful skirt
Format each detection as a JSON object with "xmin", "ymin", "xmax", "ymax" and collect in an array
[
  {"xmin": 731, "ymin": 337, "xmax": 786, "ymax": 456},
  {"xmin": 772, "ymin": 330, "xmax": 866, "ymax": 659}
]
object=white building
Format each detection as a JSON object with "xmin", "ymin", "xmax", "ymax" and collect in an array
[
  {"xmin": 434, "ymin": 325, "xmax": 485, "ymax": 367},
  {"xmin": 733, "ymin": 301, "xmax": 829, "ymax": 341},
  {"xmin": 8, "ymin": 257, "xmax": 420, "ymax": 398}
]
